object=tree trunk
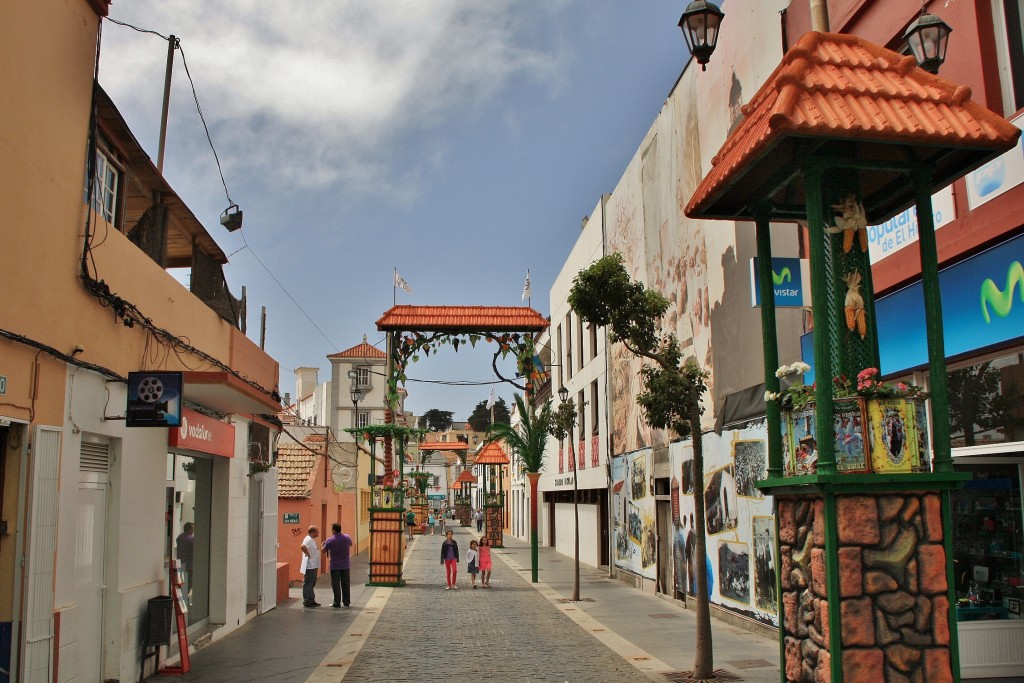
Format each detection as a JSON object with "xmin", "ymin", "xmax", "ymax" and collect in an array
[
  {"xmin": 527, "ymin": 471, "xmax": 542, "ymax": 583},
  {"xmin": 690, "ymin": 404, "xmax": 714, "ymax": 679}
]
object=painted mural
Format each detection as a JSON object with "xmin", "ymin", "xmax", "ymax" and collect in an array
[{"xmin": 611, "ymin": 449, "xmax": 656, "ymax": 579}]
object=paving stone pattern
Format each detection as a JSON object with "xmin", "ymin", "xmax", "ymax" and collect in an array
[{"xmin": 342, "ymin": 527, "xmax": 657, "ymax": 682}]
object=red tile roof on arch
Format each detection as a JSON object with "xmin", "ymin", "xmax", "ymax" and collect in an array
[
  {"xmin": 376, "ymin": 305, "xmax": 549, "ymax": 332},
  {"xmin": 455, "ymin": 469, "xmax": 479, "ymax": 484},
  {"xmin": 685, "ymin": 31, "xmax": 1021, "ymax": 223}
]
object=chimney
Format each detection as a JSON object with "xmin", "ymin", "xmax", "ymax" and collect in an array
[{"xmin": 294, "ymin": 367, "xmax": 319, "ymax": 403}]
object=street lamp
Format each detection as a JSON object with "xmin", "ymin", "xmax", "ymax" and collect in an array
[
  {"xmin": 678, "ymin": 0, "xmax": 725, "ymax": 71},
  {"xmin": 903, "ymin": 8, "xmax": 952, "ymax": 74}
]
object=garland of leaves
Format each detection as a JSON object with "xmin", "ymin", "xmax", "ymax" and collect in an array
[{"xmin": 387, "ymin": 330, "xmax": 543, "ymax": 407}]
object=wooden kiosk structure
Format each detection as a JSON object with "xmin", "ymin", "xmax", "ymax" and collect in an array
[
  {"xmin": 474, "ymin": 441, "xmax": 511, "ymax": 547},
  {"xmin": 685, "ymin": 32, "xmax": 1020, "ymax": 682}
]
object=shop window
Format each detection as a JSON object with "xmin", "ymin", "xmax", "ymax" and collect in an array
[
  {"xmin": 168, "ymin": 453, "xmax": 212, "ymax": 626},
  {"xmin": 952, "ymin": 462, "xmax": 1023, "ymax": 621},
  {"xmin": 948, "ymin": 352, "xmax": 1024, "ymax": 447}
]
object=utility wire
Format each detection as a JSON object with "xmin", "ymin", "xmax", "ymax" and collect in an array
[{"xmin": 104, "ymin": 17, "xmax": 341, "ymax": 353}]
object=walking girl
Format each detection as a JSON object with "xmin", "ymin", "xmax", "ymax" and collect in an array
[
  {"xmin": 478, "ymin": 536, "xmax": 493, "ymax": 588},
  {"xmin": 428, "ymin": 511, "xmax": 436, "ymax": 535},
  {"xmin": 466, "ymin": 540, "xmax": 480, "ymax": 588},
  {"xmin": 440, "ymin": 530, "xmax": 459, "ymax": 589}
]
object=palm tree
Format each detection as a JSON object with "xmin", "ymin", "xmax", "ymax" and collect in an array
[{"xmin": 485, "ymin": 392, "xmax": 552, "ymax": 582}]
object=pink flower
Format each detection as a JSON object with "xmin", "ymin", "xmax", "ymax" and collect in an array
[
  {"xmin": 856, "ymin": 367, "xmax": 879, "ymax": 382},
  {"xmin": 895, "ymin": 383, "xmax": 908, "ymax": 392}
]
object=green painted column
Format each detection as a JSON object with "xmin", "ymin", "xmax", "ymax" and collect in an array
[
  {"xmin": 754, "ymin": 211, "xmax": 784, "ymax": 478},
  {"xmin": 804, "ymin": 163, "xmax": 836, "ymax": 475},
  {"xmin": 913, "ymin": 171, "xmax": 953, "ymax": 473}
]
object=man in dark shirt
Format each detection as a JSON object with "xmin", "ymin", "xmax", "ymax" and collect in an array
[{"xmin": 322, "ymin": 523, "xmax": 354, "ymax": 608}]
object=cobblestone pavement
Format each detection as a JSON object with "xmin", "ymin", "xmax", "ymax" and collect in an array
[{"xmin": 334, "ymin": 526, "xmax": 658, "ymax": 683}]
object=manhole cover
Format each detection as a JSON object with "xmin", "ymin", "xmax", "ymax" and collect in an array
[
  {"xmin": 725, "ymin": 660, "xmax": 775, "ymax": 670},
  {"xmin": 663, "ymin": 670, "xmax": 742, "ymax": 682}
]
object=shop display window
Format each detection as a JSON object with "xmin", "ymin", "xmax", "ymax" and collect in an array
[
  {"xmin": 952, "ymin": 462, "xmax": 1024, "ymax": 621},
  {"xmin": 167, "ymin": 453, "xmax": 213, "ymax": 626},
  {"xmin": 948, "ymin": 352, "xmax": 1024, "ymax": 447}
]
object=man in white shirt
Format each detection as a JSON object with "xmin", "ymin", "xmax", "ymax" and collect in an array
[{"xmin": 300, "ymin": 526, "xmax": 321, "ymax": 607}]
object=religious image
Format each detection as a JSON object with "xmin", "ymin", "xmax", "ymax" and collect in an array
[
  {"xmin": 718, "ymin": 540, "xmax": 750, "ymax": 605},
  {"xmin": 868, "ymin": 399, "xmax": 919, "ymax": 473},
  {"xmin": 704, "ymin": 465, "xmax": 738, "ymax": 535},
  {"xmin": 752, "ymin": 516, "xmax": 778, "ymax": 613},
  {"xmin": 790, "ymin": 407, "xmax": 817, "ymax": 475},
  {"xmin": 732, "ymin": 439, "xmax": 766, "ymax": 498},
  {"xmin": 681, "ymin": 457, "xmax": 695, "ymax": 494},
  {"xmin": 833, "ymin": 399, "xmax": 868, "ymax": 473},
  {"xmin": 631, "ymin": 456, "xmax": 648, "ymax": 499}
]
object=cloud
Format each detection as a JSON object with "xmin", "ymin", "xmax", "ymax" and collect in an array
[{"xmin": 100, "ymin": 1, "xmax": 571, "ymax": 197}]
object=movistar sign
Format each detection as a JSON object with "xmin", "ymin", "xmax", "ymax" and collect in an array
[{"xmin": 749, "ymin": 257, "xmax": 811, "ymax": 308}]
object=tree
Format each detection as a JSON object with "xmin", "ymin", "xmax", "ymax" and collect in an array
[
  {"xmin": 467, "ymin": 397, "xmax": 510, "ymax": 432},
  {"xmin": 484, "ymin": 393, "xmax": 552, "ymax": 583},
  {"xmin": 419, "ymin": 408, "xmax": 454, "ymax": 433},
  {"xmin": 948, "ymin": 361, "xmax": 1019, "ymax": 446},
  {"xmin": 568, "ymin": 253, "xmax": 714, "ymax": 680}
]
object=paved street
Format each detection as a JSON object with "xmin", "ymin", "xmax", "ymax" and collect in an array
[{"xmin": 157, "ymin": 526, "xmax": 780, "ymax": 682}]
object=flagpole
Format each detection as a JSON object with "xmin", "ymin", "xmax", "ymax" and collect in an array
[{"xmin": 393, "ymin": 267, "xmax": 397, "ymax": 306}]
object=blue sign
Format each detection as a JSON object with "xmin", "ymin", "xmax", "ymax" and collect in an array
[
  {"xmin": 800, "ymin": 234, "xmax": 1024, "ymax": 376},
  {"xmin": 749, "ymin": 257, "xmax": 810, "ymax": 307},
  {"xmin": 126, "ymin": 372, "xmax": 182, "ymax": 427}
]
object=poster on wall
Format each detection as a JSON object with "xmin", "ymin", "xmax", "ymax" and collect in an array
[
  {"xmin": 611, "ymin": 450, "xmax": 656, "ymax": 580},
  {"xmin": 704, "ymin": 465, "xmax": 738, "ymax": 535},
  {"xmin": 732, "ymin": 439, "xmax": 766, "ymax": 498},
  {"xmin": 752, "ymin": 516, "xmax": 777, "ymax": 614},
  {"xmin": 718, "ymin": 540, "xmax": 750, "ymax": 605}
]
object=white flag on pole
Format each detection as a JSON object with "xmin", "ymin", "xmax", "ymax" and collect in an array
[
  {"xmin": 486, "ymin": 387, "xmax": 496, "ymax": 410},
  {"xmin": 394, "ymin": 270, "xmax": 413, "ymax": 294},
  {"xmin": 521, "ymin": 270, "xmax": 531, "ymax": 301}
]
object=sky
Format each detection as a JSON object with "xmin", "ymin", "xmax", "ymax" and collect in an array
[{"xmin": 97, "ymin": 1, "xmax": 695, "ymax": 422}]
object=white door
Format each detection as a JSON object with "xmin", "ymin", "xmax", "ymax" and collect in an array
[{"xmin": 75, "ymin": 483, "xmax": 106, "ymax": 681}]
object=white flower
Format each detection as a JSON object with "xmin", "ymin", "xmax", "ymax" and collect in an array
[
  {"xmin": 775, "ymin": 365, "xmax": 790, "ymax": 378},
  {"xmin": 764, "ymin": 390, "xmax": 781, "ymax": 402},
  {"xmin": 791, "ymin": 362, "xmax": 811, "ymax": 374}
]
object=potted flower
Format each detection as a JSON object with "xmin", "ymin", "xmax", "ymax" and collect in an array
[
  {"xmin": 249, "ymin": 460, "xmax": 272, "ymax": 476},
  {"xmin": 181, "ymin": 460, "xmax": 197, "ymax": 480}
]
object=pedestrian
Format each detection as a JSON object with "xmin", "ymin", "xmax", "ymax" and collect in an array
[
  {"xmin": 478, "ymin": 536, "xmax": 493, "ymax": 588},
  {"xmin": 475, "ymin": 508, "xmax": 483, "ymax": 532},
  {"xmin": 438, "ymin": 512, "xmax": 446, "ymax": 534},
  {"xmin": 299, "ymin": 526, "xmax": 321, "ymax": 607},
  {"xmin": 428, "ymin": 511, "xmax": 436, "ymax": 535},
  {"xmin": 405, "ymin": 509, "xmax": 416, "ymax": 540},
  {"xmin": 466, "ymin": 540, "xmax": 480, "ymax": 588},
  {"xmin": 440, "ymin": 530, "xmax": 459, "ymax": 589},
  {"xmin": 322, "ymin": 523, "xmax": 353, "ymax": 608},
  {"xmin": 175, "ymin": 522, "xmax": 194, "ymax": 602}
]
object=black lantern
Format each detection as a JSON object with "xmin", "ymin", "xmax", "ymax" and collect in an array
[
  {"xmin": 678, "ymin": 0, "xmax": 724, "ymax": 71},
  {"xmin": 903, "ymin": 9, "xmax": 952, "ymax": 75},
  {"xmin": 558, "ymin": 385, "xmax": 569, "ymax": 404}
]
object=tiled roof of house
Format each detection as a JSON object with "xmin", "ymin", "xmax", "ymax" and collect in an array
[
  {"xmin": 685, "ymin": 31, "xmax": 1021, "ymax": 223},
  {"xmin": 327, "ymin": 335, "xmax": 386, "ymax": 359},
  {"xmin": 376, "ymin": 305, "xmax": 549, "ymax": 332},
  {"xmin": 473, "ymin": 442, "xmax": 510, "ymax": 465},
  {"xmin": 276, "ymin": 441, "xmax": 321, "ymax": 498}
]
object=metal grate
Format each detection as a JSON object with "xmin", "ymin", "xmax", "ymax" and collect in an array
[
  {"xmin": 662, "ymin": 669, "xmax": 743, "ymax": 682},
  {"xmin": 80, "ymin": 441, "xmax": 110, "ymax": 473}
]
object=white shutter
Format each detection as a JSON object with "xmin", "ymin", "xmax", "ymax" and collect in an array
[
  {"xmin": 79, "ymin": 440, "xmax": 110, "ymax": 475},
  {"xmin": 259, "ymin": 469, "xmax": 279, "ymax": 613},
  {"xmin": 22, "ymin": 426, "xmax": 61, "ymax": 682}
]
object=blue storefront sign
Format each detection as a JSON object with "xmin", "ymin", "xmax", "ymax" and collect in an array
[{"xmin": 800, "ymin": 233, "xmax": 1024, "ymax": 378}]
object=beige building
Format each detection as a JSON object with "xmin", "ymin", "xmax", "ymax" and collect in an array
[{"xmin": 1, "ymin": 2, "xmax": 282, "ymax": 680}]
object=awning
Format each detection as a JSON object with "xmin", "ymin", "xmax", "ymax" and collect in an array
[{"xmin": 183, "ymin": 371, "xmax": 281, "ymax": 416}]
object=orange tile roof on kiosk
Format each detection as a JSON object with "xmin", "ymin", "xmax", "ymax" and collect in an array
[
  {"xmin": 376, "ymin": 305, "xmax": 549, "ymax": 332},
  {"xmin": 685, "ymin": 31, "xmax": 1021, "ymax": 224}
]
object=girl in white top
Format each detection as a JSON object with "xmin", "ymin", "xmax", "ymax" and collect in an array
[{"xmin": 466, "ymin": 541, "xmax": 480, "ymax": 588}]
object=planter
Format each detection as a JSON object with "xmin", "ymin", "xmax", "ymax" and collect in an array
[{"xmin": 782, "ymin": 397, "xmax": 929, "ymax": 476}]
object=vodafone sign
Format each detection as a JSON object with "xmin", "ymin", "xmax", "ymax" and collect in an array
[{"xmin": 168, "ymin": 408, "xmax": 235, "ymax": 458}]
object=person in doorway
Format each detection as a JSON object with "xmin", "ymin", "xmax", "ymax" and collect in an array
[
  {"xmin": 466, "ymin": 540, "xmax": 480, "ymax": 588},
  {"xmin": 175, "ymin": 522, "xmax": 194, "ymax": 601},
  {"xmin": 322, "ymin": 523, "xmax": 353, "ymax": 608},
  {"xmin": 405, "ymin": 509, "xmax": 416, "ymax": 540},
  {"xmin": 440, "ymin": 530, "xmax": 459, "ymax": 589},
  {"xmin": 474, "ymin": 508, "xmax": 484, "ymax": 532},
  {"xmin": 428, "ymin": 511, "xmax": 436, "ymax": 535},
  {"xmin": 300, "ymin": 526, "xmax": 321, "ymax": 607},
  {"xmin": 478, "ymin": 536, "xmax": 493, "ymax": 588}
]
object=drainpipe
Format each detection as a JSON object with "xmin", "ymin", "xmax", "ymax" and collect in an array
[{"xmin": 809, "ymin": 0, "xmax": 829, "ymax": 32}]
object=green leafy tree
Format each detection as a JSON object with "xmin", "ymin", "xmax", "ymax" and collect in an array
[
  {"xmin": 467, "ymin": 397, "xmax": 510, "ymax": 432},
  {"xmin": 568, "ymin": 253, "xmax": 714, "ymax": 679},
  {"xmin": 484, "ymin": 393, "xmax": 552, "ymax": 582},
  {"xmin": 948, "ymin": 361, "xmax": 1019, "ymax": 446},
  {"xmin": 418, "ymin": 408, "xmax": 454, "ymax": 433}
]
